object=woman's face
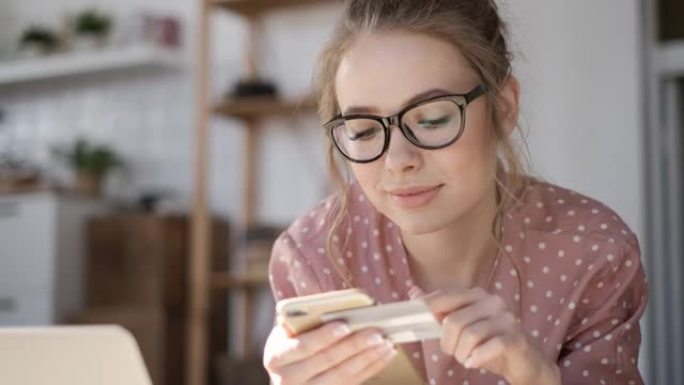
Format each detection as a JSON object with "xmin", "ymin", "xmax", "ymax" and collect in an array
[{"xmin": 335, "ymin": 31, "xmax": 512, "ymax": 234}]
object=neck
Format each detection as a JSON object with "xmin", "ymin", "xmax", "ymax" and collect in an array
[{"xmin": 402, "ymin": 183, "xmax": 501, "ymax": 292}]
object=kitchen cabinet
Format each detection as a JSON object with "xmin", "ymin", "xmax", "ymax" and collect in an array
[{"xmin": 0, "ymin": 192, "xmax": 109, "ymax": 325}]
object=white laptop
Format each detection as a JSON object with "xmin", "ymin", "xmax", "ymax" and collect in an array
[{"xmin": 0, "ymin": 325, "xmax": 153, "ymax": 385}]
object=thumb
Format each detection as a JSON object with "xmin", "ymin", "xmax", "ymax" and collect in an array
[
  {"xmin": 408, "ymin": 287, "xmax": 451, "ymax": 323},
  {"xmin": 418, "ymin": 290, "xmax": 450, "ymax": 322},
  {"xmin": 419, "ymin": 286, "xmax": 479, "ymax": 321}
]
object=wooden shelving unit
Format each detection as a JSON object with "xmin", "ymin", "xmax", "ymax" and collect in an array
[
  {"xmin": 214, "ymin": 96, "xmax": 316, "ymax": 119},
  {"xmin": 214, "ymin": 0, "xmax": 329, "ymax": 15},
  {"xmin": 189, "ymin": 1, "xmax": 338, "ymax": 385},
  {"xmin": 210, "ymin": 272, "xmax": 270, "ymax": 290}
]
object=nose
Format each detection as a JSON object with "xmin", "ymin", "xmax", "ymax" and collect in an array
[{"xmin": 384, "ymin": 124, "xmax": 422, "ymax": 174}]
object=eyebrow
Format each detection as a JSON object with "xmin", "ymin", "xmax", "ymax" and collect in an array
[{"xmin": 341, "ymin": 88, "xmax": 453, "ymax": 116}]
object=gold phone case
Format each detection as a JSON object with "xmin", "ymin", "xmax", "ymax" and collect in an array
[
  {"xmin": 276, "ymin": 289, "xmax": 425, "ymax": 385},
  {"xmin": 276, "ymin": 289, "xmax": 374, "ymax": 335}
]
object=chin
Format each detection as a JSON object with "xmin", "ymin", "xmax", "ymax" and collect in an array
[{"xmin": 387, "ymin": 211, "xmax": 450, "ymax": 235}]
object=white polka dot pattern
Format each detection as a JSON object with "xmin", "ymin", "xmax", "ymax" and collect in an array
[{"xmin": 267, "ymin": 179, "xmax": 648, "ymax": 385}]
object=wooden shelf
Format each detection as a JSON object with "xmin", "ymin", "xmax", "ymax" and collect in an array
[
  {"xmin": 211, "ymin": 272, "xmax": 270, "ymax": 289},
  {"xmin": 190, "ymin": 0, "xmax": 333, "ymax": 382},
  {"xmin": 214, "ymin": 96, "xmax": 316, "ymax": 119},
  {"xmin": 214, "ymin": 0, "xmax": 338, "ymax": 16},
  {"xmin": 0, "ymin": 45, "xmax": 181, "ymax": 86}
]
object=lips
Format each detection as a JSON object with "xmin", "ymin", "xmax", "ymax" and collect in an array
[{"xmin": 387, "ymin": 184, "xmax": 443, "ymax": 209}]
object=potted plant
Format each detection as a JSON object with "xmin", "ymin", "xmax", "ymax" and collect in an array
[
  {"xmin": 70, "ymin": 9, "xmax": 113, "ymax": 49},
  {"xmin": 18, "ymin": 26, "xmax": 61, "ymax": 56},
  {"xmin": 52, "ymin": 138, "xmax": 124, "ymax": 197}
]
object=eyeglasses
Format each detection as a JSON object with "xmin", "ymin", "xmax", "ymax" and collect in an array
[{"xmin": 325, "ymin": 84, "xmax": 487, "ymax": 163}]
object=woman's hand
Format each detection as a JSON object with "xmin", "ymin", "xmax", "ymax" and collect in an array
[
  {"xmin": 263, "ymin": 321, "xmax": 397, "ymax": 385},
  {"xmin": 421, "ymin": 287, "xmax": 560, "ymax": 385}
]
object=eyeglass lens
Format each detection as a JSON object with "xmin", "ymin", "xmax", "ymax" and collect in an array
[{"xmin": 331, "ymin": 99, "xmax": 463, "ymax": 162}]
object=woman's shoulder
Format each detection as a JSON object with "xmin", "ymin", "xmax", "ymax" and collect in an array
[
  {"xmin": 512, "ymin": 176, "xmax": 637, "ymax": 244},
  {"xmin": 505, "ymin": 176, "xmax": 642, "ymax": 283},
  {"xmin": 500, "ymin": 177, "xmax": 646, "ymax": 318},
  {"xmin": 504, "ymin": 178, "xmax": 647, "ymax": 351}
]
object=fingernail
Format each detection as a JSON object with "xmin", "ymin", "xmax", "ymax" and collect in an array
[
  {"xmin": 333, "ymin": 324, "xmax": 351, "ymax": 337},
  {"xmin": 408, "ymin": 286, "xmax": 422, "ymax": 299},
  {"xmin": 379, "ymin": 340, "xmax": 394, "ymax": 352},
  {"xmin": 463, "ymin": 358, "xmax": 474, "ymax": 369},
  {"xmin": 384, "ymin": 347, "xmax": 398, "ymax": 360},
  {"xmin": 367, "ymin": 333, "xmax": 384, "ymax": 346}
]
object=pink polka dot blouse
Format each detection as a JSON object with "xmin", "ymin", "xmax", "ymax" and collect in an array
[{"xmin": 268, "ymin": 177, "xmax": 648, "ymax": 385}]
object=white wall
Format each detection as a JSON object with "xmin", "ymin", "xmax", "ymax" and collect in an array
[{"xmin": 503, "ymin": 0, "xmax": 644, "ymax": 239}]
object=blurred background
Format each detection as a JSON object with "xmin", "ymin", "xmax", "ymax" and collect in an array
[{"xmin": 0, "ymin": 0, "xmax": 681, "ymax": 385}]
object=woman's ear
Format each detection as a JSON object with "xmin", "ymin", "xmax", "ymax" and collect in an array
[{"xmin": 497, "ymin": 75, "xmax": 520, "ymax": 136}]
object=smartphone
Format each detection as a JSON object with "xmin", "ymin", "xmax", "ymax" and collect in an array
[
  {"xmin": 276, "ymin": 288, "xmax": 374, "ymax": 335},
  {"xmin": 276, "ymin": 289, "xmax": 426, "ymax": 385}
]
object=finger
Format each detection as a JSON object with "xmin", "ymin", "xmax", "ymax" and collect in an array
[
  {"xmin": 422, "ymin": 287, "xmax": 489, "ymax": 320},
  {"xmin": 463, "ymin": 334, "xmax": 511, "ymax": 369},
  {"xmin": 453, "ymin": 317, "xmax": 507, "ymax": 364},
  {"xmin": 352, "ymin": 344, "xmax": 400, "ymax": 383},
  {"xmin": 309, "ymin": 340, "xmax": 397, "ymax": 385},
  {"xmin": 281, "ymin": 329, "xmax": 388, "ymax": 382},
  {"xmin": 266, "ymin": 322, "xmax": 352, "ymax": 370},
  {"xmin": 440, "ymin": 294, "xmax": 507, "ymax": 356}
]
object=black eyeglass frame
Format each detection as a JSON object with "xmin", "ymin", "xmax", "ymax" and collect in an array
[{"xmin": 325, "ymin": 84, "xmax": 488, "ymax": 163}]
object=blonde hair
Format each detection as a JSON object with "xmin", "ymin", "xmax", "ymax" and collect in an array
[{"xmin": 313, "ymin": 0, "xmax": 532, "ymax": 287}]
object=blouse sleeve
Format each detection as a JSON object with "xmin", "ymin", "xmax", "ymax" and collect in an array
[
  {"xmin": 558, "ymin": 234, "xmax": 648, "ymax": 384},
  {"xmin": 268, "ymin": 230, "xmax": 324, "ymax": 302}
]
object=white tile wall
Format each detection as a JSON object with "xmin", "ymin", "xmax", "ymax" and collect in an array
[{"xmin": 0, "ymin": 0, "xmax": 343, "ymax": 224}]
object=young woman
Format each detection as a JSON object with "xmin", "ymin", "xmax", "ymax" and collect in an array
[{"xmin": 263, "ymin": 1, "xmax": 648, "ymax": 384}]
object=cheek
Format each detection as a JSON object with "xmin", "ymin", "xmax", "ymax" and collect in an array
[
  {"xmin": 350, "ymin": 163, "xmax": 380, "ymax": 191},
  {"xmin": 440, "ymin": 114, "xmax": 497, "ymax": 176},
  {"xmin": 350, "ymin": 163, "xmax": 389, "ymax": 208}
]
